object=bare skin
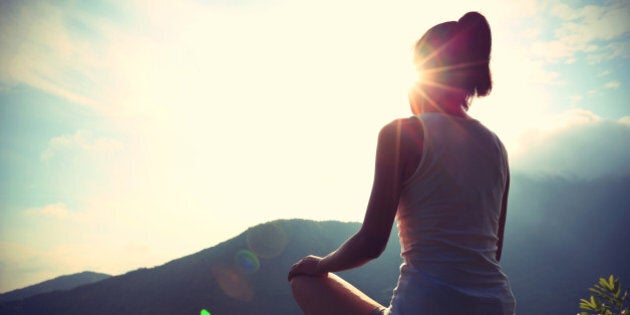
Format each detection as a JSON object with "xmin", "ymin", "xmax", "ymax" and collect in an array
[
  {"xmin": 288, "ymin": 117, "xmax": 423, "ymax": 315},
  {"xmin": 288, "ymin": 88, "xmax": 509, "ymax": 314}
]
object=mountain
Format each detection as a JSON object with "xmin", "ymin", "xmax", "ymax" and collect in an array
[
  {"xmin": 502, "ymin": 174, "xmax": 630, "ymax": 314},
  {"xmin": 0, "ymin": 272, "xmax": 111, "ymax": 303},
  {"xmin": 0, "ymin": 220, "xmax": 401, "ymax": 315},
  {"xmin": 0, "ymin": 174, "xmax": 628, "ymax": 314}
]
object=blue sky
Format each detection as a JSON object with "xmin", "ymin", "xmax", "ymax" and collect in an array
[{"xmin": 0, "ymin": 0, "xmax": 628, "ymax": 292}]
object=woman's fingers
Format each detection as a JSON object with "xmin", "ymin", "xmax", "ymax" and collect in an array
[
  {"xmin": 288, "ymin": 256, "xmax": 322, "ymax": 281},
  {"xmin": 288, "ymin": 259, "xmax": 304, "ymax": 281}
]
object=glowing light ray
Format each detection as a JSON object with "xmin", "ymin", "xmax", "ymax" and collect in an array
[
  {"xmin": 414, "ymin": 77, "xmax": 473, "ymax": 145},
  {"xmin": 413, "ymin": 21, "xmax": 482, "ymax": 68},
  {"xmin": 412, "ymin": 85, "xmax": 470, "ymax": 146},
  {"xmin": 417, "ymin": 59, "xmax": 489, "ymax": 95},
  {"xmin": 413, "ymin": 86, "xmax": 447, "ymax": 115},
  {"xmin": 413, "ymin": 24, "xmax": 490, "ymax": 98},
  {"xmin": 418, "ymin": 60, "xmax": 496, "ymax": 83},
  {"xmin": 420, "ymin": 59, "xmax": 490, "ymax": 76},
  {"xmin": 417, "ymin": 79, "xmax": 464, "ymax": 93}
]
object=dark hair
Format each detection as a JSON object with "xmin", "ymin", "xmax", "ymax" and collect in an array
[{"xmin": 413, "ymin": 12, "xmax": 492, "ymax": 106}]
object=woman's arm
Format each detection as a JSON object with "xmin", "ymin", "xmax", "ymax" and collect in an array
[
  {"xmin": 316, "ymin": 121, "xmax": 404, "ymax": 271},
  {"xmin": 495, "ymin": 171, "xmax": 510, "ymax": 262},
  {"xmin": 289, "ymin": 119, "xmax": 417, "ymax": 280}
]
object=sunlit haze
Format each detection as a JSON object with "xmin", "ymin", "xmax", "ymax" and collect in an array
[{"xmin": 1, "ymin": 0, "xmax": 628, "ymax": 292}]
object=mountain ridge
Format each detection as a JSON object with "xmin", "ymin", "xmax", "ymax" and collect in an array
[
  {"xmin": 1, "ymin": 174, "xmax": 628, "ymax": 314},
  {"xmin": 0, "ymin": 219, "xmax": 397, "ymax": 315},
  {"xmin": 0, "ymin": 271, "xmax": 111, "ymax": 303}
]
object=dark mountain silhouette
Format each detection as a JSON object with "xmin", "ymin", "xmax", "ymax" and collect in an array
[
  {"xmin": 0, "ymin": 174, "xmax": 627, "ymax": 315},
  {"xmin": 0, "ymin": 220, "xmax": 401, "ymax": 315},
  {"xmin": 502, "ymin": 174, "xmax": 629, "ymax": 314},
  {"xmin": 0, "ymin": 272, "xmax": 111, "ymax": 303}
]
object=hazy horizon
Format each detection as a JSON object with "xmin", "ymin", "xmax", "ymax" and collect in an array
[{"xmin": 1, "ymin": 0, "xmax": 629, "ymax": 293}]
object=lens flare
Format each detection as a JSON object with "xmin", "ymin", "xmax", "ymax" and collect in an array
[
  {"xmin": 246, "ymin": 222, "xmax": 288, "ymax": 259},
  {"xmin": 200, "ymin": 309, "xmax": 211, "ymax": 315},
  {"xmin": 234, "ymin": 249, "xmax": 260, "ymax": 275},
  {"xmin": 211, "ymin": 265, "xmax": 254, "ymax": 302}
]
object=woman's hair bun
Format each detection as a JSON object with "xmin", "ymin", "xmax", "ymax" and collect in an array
[
  {"xmin": 458, "ymin": 11, "xmax": 490, "ymax": 31},
  {"xmin": 457, "ymin": 12, "xmax": 491, "ymax": 60},
  {"xmin": 456, "ymin": 11, "xmax": 492, "ymax": 97}
]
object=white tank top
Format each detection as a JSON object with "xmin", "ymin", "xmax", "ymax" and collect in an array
[{"xmin": 396, "ymin": 112, "xmax": 511, "ymax": 295}]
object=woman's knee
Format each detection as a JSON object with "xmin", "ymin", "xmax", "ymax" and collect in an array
[
  {"xmin": 289, "ymin": 274, "xmax": 383, "ymax": 315},
  {"xmin": 290, "ymin": 275, "xmax": 323, "ymax": 313},
  {"xmin": 290, "ymin": 275, "xmax": 316, "ymax": 297},
  {"xmin": 289, "ymin": 275, "xmax": 302, "ymax": 294}
]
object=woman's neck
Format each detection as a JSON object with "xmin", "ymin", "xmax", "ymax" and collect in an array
[
  {"xmin": 417, "ymin": 94, "xmax": 469, "ymax": 118},
  {"xmin": 423, "ymin": 104, "xmax": 469, "ymax": 118},
  {"xmin": 410, "ymin": 85, "xmax": 470, "ymax": 118}
]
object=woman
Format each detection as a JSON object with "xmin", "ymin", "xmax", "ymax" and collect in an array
[{"xmin": 288, "ymin": 11, "xmax": 516, "ymax": 315}]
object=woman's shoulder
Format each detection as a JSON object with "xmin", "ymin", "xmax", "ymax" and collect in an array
[
  {"xmin": 380, "ymin": 116, "xmax": 423, "ymax": 134},
  {"xmin": 379, "ymin": 117, "xmax": 424, "ymax": 165},
  {"xmin": 377, "ymin": 117, "xmax": 424, "ymax": 147},
  {"xmin": 381, "ymin": 116, "xmax": 423, "ymax": 133}
]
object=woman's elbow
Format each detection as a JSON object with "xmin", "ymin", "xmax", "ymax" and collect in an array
[
  {"xmin": 357, "ymin": 233, "xmax": 388, "ymax": 260},
  {"xmin": 363, "ymin": 246, "xmax": 385, "ymax": 260}
]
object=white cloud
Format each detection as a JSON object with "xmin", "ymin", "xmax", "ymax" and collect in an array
[
  {"xmin": 597, "ymin": 70, "xmax": 611, "ymax": 77},
  {"xmin": 532, "ymin": 1, "xmax": 629, "ymax": 64},
  {"xmin": 569, "ymin": 95, "xmax": 583, "ymax": 103},
  {"xmin": 41, "ymin": 130, "xmax": 122, "ymax": 161},
  {"xmin": 2, "ymin": 196, "xmax": 198, "ymax": 292},
  {"xmin": 24, "ymin": 203, "xmax": 71, "ymax": 219},
  {"xmin": 521, "ymin": 27, "xmax": 541, "ymax": 39},
  {"xmin": 511, "ymin": 110, "xmax": 630, "ymax": 179},
  {"xmin": 0, "ymin": 241, "xmax": 47, "ymax": 292},
  {"xmin": 0, "ymin": 239, "xmax": 159, "ymax": 292},
  {"xmin": 0, "ymin": 2, "xmax": 104, "ymax": 107},
  {"xmin": 604, "ymin": 81, "xmax": 621, "ymax": 89},
  {"xmin": 22, "ymin": 202, "xmax": 96, "ymax": 224}
]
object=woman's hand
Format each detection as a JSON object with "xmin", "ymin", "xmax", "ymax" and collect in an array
[{"xmin": 287, "ymin": 255, "xmax": 328, "ymax": 281}]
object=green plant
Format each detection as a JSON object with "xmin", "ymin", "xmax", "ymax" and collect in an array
[{"xmin": 579, "ymin": 274, "xmax": 629, "ymax": 315}]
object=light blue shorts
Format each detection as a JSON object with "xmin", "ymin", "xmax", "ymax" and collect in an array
[
  {"xmin": 369, "ymin": 306, "xmax": 390, "ymax": 315},
  {"xmin": 386, "ymin": 267, "xmax": 515, "ymax": 315}
]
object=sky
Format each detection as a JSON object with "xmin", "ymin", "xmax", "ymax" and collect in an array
[{"xmin": 0, "ymin": 0, "xmax": 628, "ymax": 293}]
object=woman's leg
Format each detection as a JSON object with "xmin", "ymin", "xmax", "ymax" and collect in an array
[{"xmin": 290, "ymin": 273, "xmax": 386, "ymax": 315}]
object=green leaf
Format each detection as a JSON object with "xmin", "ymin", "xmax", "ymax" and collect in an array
[
  {"xmin": 609, "ymin": 275, "xmax": 614, "ymax": 288},
  {"xmin": 579, "ymin": 274, "xmax": 629, "ymax": 314},
  {"xmin": 601, "ymin": 277, "xmax": 613, "ymax": 290},
  {"xmin": 580, "ymin": 297, "xmax": 597, "ymax": 310},
  {"xmin": 594, "ymin": 284, "xmax": 608, "ymax": 293}
]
